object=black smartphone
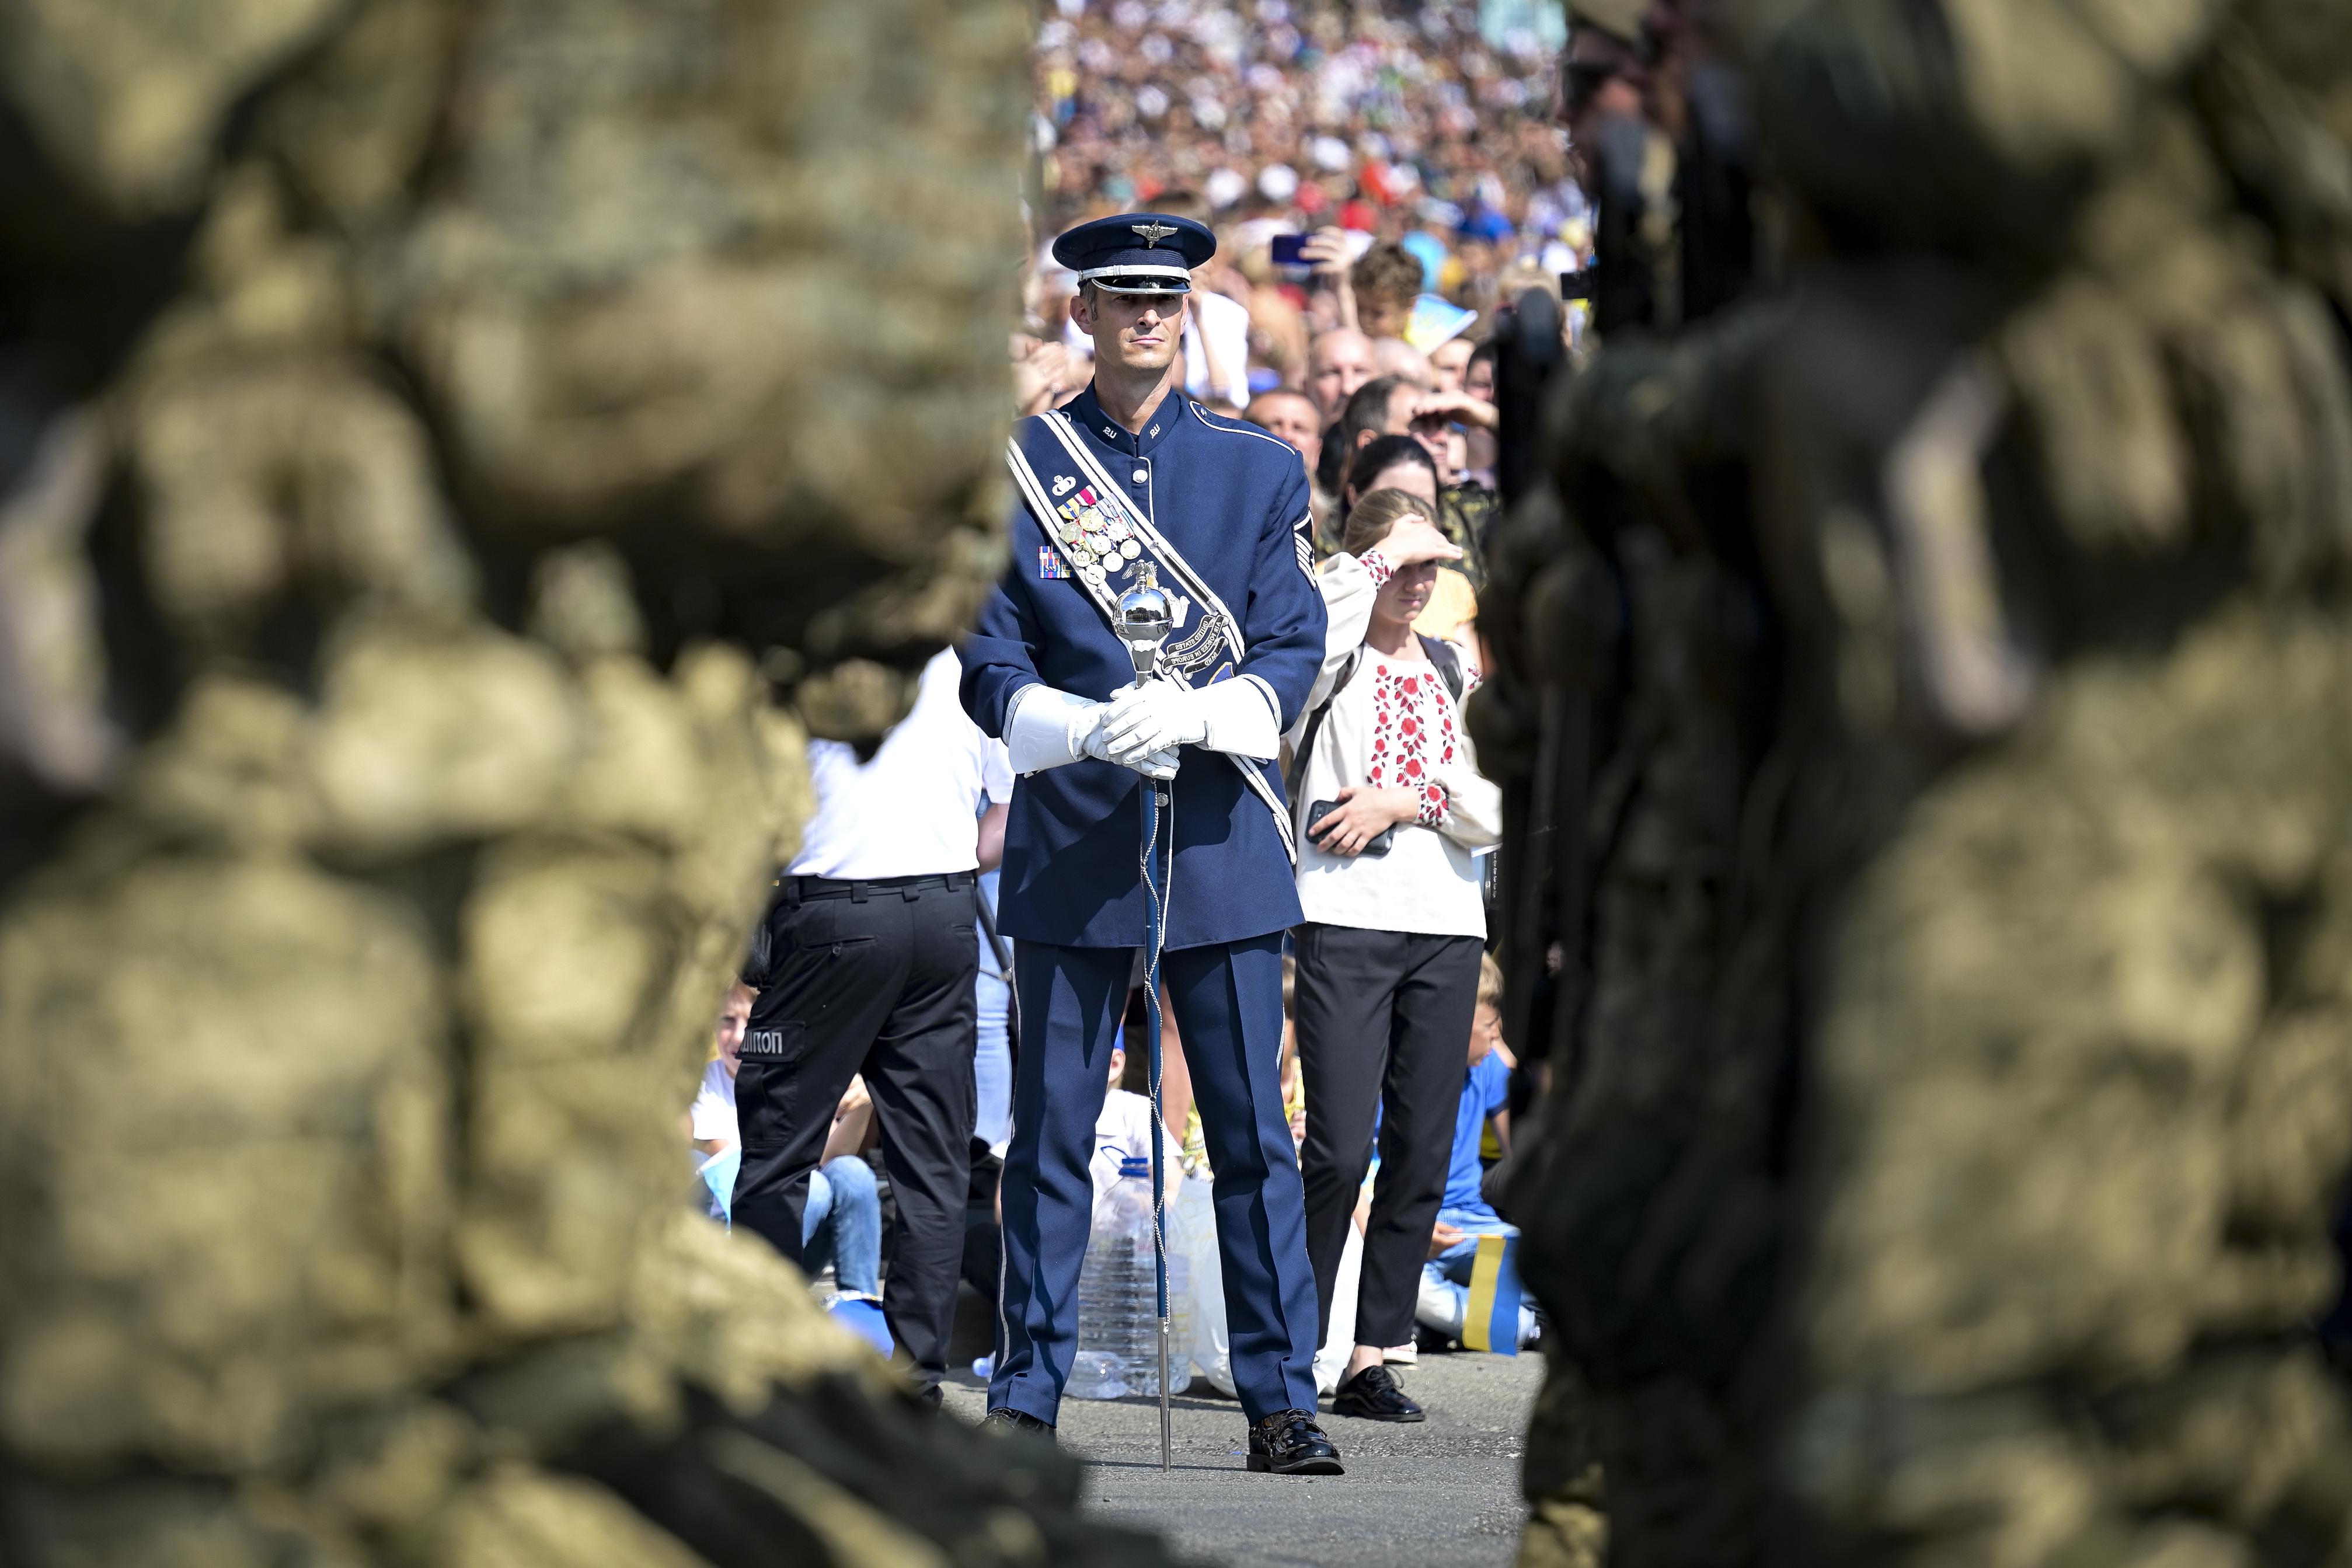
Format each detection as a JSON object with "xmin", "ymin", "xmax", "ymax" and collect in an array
[
  {"xmin": 1560, "ymin": 267, "xmax": 1595, "ymax": 301},
  {"xmin": 1270, "ymin": 233, "xmax": 1312, "ymax": 266},
  {"xmin": 1306, "ymin": 800, "xmax": 1395, "ymax": 856}
]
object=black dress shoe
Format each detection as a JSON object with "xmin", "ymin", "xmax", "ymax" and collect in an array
[
  {"xmin": 1330, "ymin": 1364, "xmax": 1425, "ymax": 1423},
  {"xmin": 978, "ymin": 1406, "xmax": 1056, "ymax": 1438},
  {"xmin": 1247, "ymin": 1408, "xmax": 1345, "ymax": 1474}
]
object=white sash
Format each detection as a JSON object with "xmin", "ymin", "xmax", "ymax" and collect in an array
[{"xmin": 1005, "ymin": 417, "xmax": 1296, "ymax": 860}]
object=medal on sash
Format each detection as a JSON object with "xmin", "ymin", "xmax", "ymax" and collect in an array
[{"xmin": 1005, "ymin": 411, "xmax": 1294, "ymax": 859}]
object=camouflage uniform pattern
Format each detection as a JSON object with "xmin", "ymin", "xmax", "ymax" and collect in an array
[
  {"xmin": 0, "ymin": 2, "xmax": 1178, "ymax": 1564},
  {"xmin": 1480, "ymin": 2, "xmax": 2352, "ymax": 1564}
]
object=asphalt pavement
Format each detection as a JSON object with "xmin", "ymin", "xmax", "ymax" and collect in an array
[{"xmin": 939, "ymin": 1352, "xmax": 1541, "ymax": 1568}]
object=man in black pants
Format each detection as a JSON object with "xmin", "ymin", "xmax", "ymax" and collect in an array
[{"xmin": 733, "ymin": 648, "xmax": 1011, "ymax": 1405}]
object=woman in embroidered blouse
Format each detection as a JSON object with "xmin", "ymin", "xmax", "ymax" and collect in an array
[{"xmin": 1285, "ymin": 487, "xmax": 1503, "ymax": 1424}]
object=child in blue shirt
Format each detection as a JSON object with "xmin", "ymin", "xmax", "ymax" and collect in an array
[{"xmin": 1415, "ymin": 954, "xmax": 1540, "ymax": 1350}]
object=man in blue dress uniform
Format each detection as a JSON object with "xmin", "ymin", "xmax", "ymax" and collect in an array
[{"xmin": 959, "ymin": 212, "xmax": 1344, "ymax": 1474}]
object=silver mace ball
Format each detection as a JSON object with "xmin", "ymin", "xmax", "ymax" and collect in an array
[{"xmin": 1117, "ymin": 562, "xmax": 1173, "ymax": 688}]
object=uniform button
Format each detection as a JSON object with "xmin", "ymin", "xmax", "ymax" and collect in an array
[{"xmin": 1132, "ymin": 468, "xmax": 1148, "ymax": 483}]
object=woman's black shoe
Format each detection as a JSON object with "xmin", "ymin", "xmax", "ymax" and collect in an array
[
  {"xmin": 1330, "ymin": 1363, "xmax": 1426, "ymax": 1423},
  {"xmin": 978, "ymin": 1407, "xmax": 1055, "ymax": 1438},
  {"xmin": 1247, "ymin": 1408, "xmax": 1346, "ymax": 1473}
]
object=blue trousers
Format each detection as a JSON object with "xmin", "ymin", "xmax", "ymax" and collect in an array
[
  {"xmin": 992, "ymin": 933, "xmax": 1319, "ymax": 1424},
  {"xmin": 803, "ymin": 1155, "xmax": 882, "ymax": 1299}
]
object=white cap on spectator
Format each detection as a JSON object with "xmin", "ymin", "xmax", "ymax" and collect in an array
[
  {"xmin": 1257, "ymin": 162, "xmax": 1299, "ymax": 203},
  {"xmin": 1205, "ymin": 166, "xmax": 1249, "ymax": 210}
]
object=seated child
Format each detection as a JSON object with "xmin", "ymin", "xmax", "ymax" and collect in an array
[
  {"xmin": 1415, "ymin": 953, "xmax": 1541, "ymax": 1351},
  {"xmin": 689, "ymin": 981, "xmax": 882, "ymax": 1301}
]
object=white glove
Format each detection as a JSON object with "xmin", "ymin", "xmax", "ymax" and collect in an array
[
  {"xmin": 1101, "ymin": 680, "xmax": 1208, "ymax": 765},
  {"xmin": 1003, "ymin": 684, "xmax": 1182, "ymax": 777},
  {"xmin": 1077, "ymin": 709, "xmax": 1114, "ymax": 762},
  {"xmin": 1079, "ymin": 705, "xmax": 1179, "ymax": 778},
  {"xmin": 1005, "ymin": 685, "xmax": 1106, "ymax": 773},
  {"xmin": 1127, "ymin": 745, "xmax": 1182, "ymax": 780}
]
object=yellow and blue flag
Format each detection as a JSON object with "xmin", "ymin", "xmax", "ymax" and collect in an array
[{"xmin": 1459, "ymin": 1231, "xmax": 1524, "ymax": 1356}]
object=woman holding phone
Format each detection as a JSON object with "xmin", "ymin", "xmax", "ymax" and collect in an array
[{"xmin": 1287, "ymin": 487, "xmax": 1503, "ymax": 1424}]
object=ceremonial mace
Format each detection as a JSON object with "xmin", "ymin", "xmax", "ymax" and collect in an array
[{"xmin": 1115, "ymin": 565, "xmax": 1176, "ymax": 1475}]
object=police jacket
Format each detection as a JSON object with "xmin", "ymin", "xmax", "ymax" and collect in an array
[{"xmin": 960, "ymin": 385, "xmax": 1327, "ymax": 950}]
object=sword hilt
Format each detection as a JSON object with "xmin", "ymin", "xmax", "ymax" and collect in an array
[{"xmin": 1118, "ymin": 563, "xmax": 1173, "ymax": 688}]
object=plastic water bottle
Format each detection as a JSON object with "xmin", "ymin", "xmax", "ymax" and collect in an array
[{"xmin": 1066, "ymin": 1156, "xmax": 1190, "ymax": 1400}]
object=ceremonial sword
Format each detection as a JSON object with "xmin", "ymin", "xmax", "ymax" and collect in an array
[{"xmin": 1115, "ymin": 566, "xmax": 1176, "ymax": 1475}]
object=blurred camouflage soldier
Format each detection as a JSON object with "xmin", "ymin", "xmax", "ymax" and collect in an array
[
  {"xmin": 0, "ymin": 0, "xmax": 1186, "ymax": 1563},
  {"xmin": 1482, "ymin": 4, "xmax": 2352, "ymax": 1568}
]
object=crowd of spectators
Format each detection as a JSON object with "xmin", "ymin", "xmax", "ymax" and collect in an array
[
  {"xmin": 1015, "ymin": 2, "xmax": 1595, "ymax": 670},
  {"xmin": 1032, "ymin": 0, "xmax": 1583, "ymax": 320},
  {"xmin": 689, "ymin": 0, "xmax": 1560, "ymax": 1415}
]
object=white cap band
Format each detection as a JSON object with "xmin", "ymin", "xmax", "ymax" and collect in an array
[{"xmin": 1075, "ymin": 263, "xmax": 1192, "ymax": 292}]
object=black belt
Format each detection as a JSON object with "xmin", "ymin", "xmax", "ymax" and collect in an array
[{"xmin": 777, "ymin": 869, "xmax": 975, "ymax": 905}]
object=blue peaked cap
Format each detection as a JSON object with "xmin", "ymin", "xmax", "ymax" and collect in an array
[{"xmin": 1051, "ymin": 211, "xmax": 1214, "ymax": 294}]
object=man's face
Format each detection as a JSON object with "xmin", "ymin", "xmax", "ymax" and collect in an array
[
  {"xmin": 1357, "ymin": 381, "xmax": 1454, "ymax": 483},
  {"xmin": 1248, "ymin": 392, "xmax": 1322, "ymax": 468},
  {"xmin": 1377, "ymin": 381, "xmax": 1461, "ymax": 481},
  {"xmin": 1307, "ymin": 331, "xmax": 1373, "ymax": 420},
  {"xmin": 1430, "ymin": 339, "xmax": 1473, "ymax": 394},
  {"xmin": 1350, "ymin": 379, "xmax": 1423, "ymax": 460},
  {"xmin": 716, "ymin": 984, "xmax": 753, "ymax": 1078},
  {"xmin": 1468, "ymin": 1003, "xmax": 1503, "ymax": 1068},
  {"xmin": 1409, "ymin": 411, "xmax": 1457, "ymax": 484},
  {"xmin": 1075, "ymin": 285, "xmax": 1183, "ymax": 375},
  {"xmin": 1382, "ymin": 381, "xmax": 1420, "ymax": 437}
]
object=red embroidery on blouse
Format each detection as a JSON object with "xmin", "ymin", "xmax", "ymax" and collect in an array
[
  {"xmin": 1360, "ymin": 549, "xmax": 1393, "ymax": 588},
  {"xmin": 1364, "ymin": 659, "xmax": 1461, "ymax": 826}
]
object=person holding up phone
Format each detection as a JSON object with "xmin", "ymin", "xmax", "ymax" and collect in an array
[{"xmin": 1284, "ymin": 487, "xmax": 1502, "ymax": 1425}]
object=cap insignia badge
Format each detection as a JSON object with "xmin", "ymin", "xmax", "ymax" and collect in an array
[{"xmin": 1130, "ymin": 221, "xmax": 1180, "ymax": 246}]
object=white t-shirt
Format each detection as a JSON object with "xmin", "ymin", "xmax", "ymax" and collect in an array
[
  {"xmin": 690, "ymin": 1061, "xmax": 738, "ymax": 1146},
  {"xmin": 1183, "ymin": 288, "xmax": 1253, "ymax": 409},
  {"xmin": 789, "ymin": 648, "xmax": 1014, "ymax": 879}
]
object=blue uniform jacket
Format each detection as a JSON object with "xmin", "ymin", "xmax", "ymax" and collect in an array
[{"xmin": 960, "ymin": 386, "xmax": 1326, "ymax": 950}]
